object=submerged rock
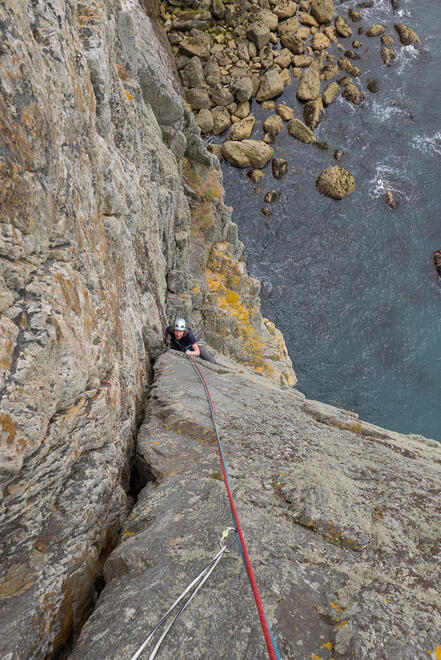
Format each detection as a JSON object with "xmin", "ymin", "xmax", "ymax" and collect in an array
[
  {"xmin": 367, "ymin": 78, "xmax": 380, "ymax": 93},
  {"xmin": 222, "ymin": 140, "xmax": 274, "ymax": 168},
  {"xmin": 316, "ymin": 166, "xmax": 355, "ymax": 198},
  {"xmin": 433, "ymin": 249, "xmax": 441, "ymax": 276}
]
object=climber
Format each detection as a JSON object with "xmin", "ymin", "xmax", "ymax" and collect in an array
[{"xmin": 164, "ymin": 318, "xmax": 217, "ymax": 363}]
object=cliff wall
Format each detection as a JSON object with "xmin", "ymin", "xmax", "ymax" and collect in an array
[{"xmin": 0, "ymin": 0, "xmax": 293, "ymax": 656}]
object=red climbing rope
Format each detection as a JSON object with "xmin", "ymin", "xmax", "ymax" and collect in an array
[{"xmin": 185, "ymin": 352, "xmax": 280, "ymax": 660}]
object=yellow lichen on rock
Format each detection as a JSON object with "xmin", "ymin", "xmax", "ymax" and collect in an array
[{"xmin": 204, "ymin": 243, "xmax": 296, "ymax": 386}]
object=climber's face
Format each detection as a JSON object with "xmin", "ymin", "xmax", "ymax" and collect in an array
[{"xmin": 174, "ymin": 330, "xmax": 184, "ymax": 340}]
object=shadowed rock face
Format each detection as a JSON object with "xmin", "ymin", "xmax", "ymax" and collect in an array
[{"xmin": 71, "ymin": 351, "xmax": 441, "ymax": 660}]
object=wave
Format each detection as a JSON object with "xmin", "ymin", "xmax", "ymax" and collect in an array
[
  {"xmin": 393, "ymin": 44, "xmax": 421, "ymax": 74},
  {"xmin": 412, "ymin": 131, "xmax": 441, "ymax": 156},
  {"xmin": 369, "ymin": 97, "xmax": 413, "ymax": 123},
  {"xmin": 368, "ymin": 160, "xmax": 416, "ymax": 203}
]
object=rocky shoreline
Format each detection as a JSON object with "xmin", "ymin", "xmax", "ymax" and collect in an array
[{"xmin": 160, "ymin": 0, "xmax": 421, "ymax": 201}]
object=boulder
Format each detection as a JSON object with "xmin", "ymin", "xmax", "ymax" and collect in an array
[
  {"xmin": 276, "ymin": 103, "xmax": 295, "ymax": 120},
  {"xmin": 261, "ymin": 206, "xmax": 271, "ymax": 215},
  {"xmin": 342, "ymin": 81, "xmax": 364, "ymax": 104},
  {"xmin": 222, "ymin": 140, "xmax": 274, "ymax": 168},
  {"xmin": 348, "ymin": 9, "xmax": 362, "ymax": 22},
  {"xmin": 211, "ymin": 0, "xmax": 225, "ymax": 20},
  {"xmin": 230, "ymin": 76, "xmax": 253, "ymax": 102},
  {"xmin": 256, "ymin": 9, "xmax": 279, "ymax": 32},
  {"xmin": 204, "ymin": 59, "xmax": 222, "ymax": 87},
  {"xmin": 385, "ymin": 191, "xmax": 398, "ymax": 208},
  {"xmin": 273, "ymin": 0, "xmax": 298, "ymax": 19},
  {"xmin": 297, "ymin": 61, "xmax": 321, "ymax": 101},
  {"xmin": 310, "ymin": 33, "xmax": 330, "ymax": 50},
  {"xmin": 299, "ymin": 12, "xmax": 319, "ymax": 27},
  {"xmin": 432, "ymin": 249, "xmax": 441, "ymax": 276},
  {"xmin": 316, "ymin": 166, "xmax": 355, "ymax": 198},
  {"xmin": 263, "ymin": 114, "xmax": 284, "ymax": 137},
  {"xmin": 185, "ymin": 87, "xmax": 211, "ymax": 110},
  {"xmin": 322, "ymin": 81, "xmax": 339, "ymax": 105},
  {"xmin": 292, "ymin": 54, "xmax": 313, "ymax": 67},
  {"xmin": 344, "ymin": 49, "xmax": 360, "ymax": 60},
  {"xmin": 179, "ymin": 36, "xmax": 210, "ymax": 58},
  {"xmin": 274, "ymin": 49, "xmax": 293, "ymax": 68},
  {"xmin": 280, "ymin": 68, "xmax": 291, "ymax": 86},
  {"xmin": 272, "ymin": 157, "xmax": 288, "ymax": 178},
  {"xmin": 297, "ymin": 26, "xmax": 311, "ymax": 40},
  {"xmin": 277, "ymin": 17, "xmax": 300, "ymax": 35},
  {"xmin": 366, "ymin": 24, "xmax": 386, "ymax": 37},
  {"xmin": 212, "ymin": 105, "xmax": 231, "ymax": 134},
  {"xmin": 256, "ymin": 68, "xmax": 284, "ymax": 102},
  {"xmin": 287, "ymin": 118, "xmax": 316, "ymax": 143},
  {"xmin": 229, "ymin": 115, "xmax": 256, "ymax": 140},
  {"xmin": 310, "ymin": 0, "xmax": 334, "ymax": 24},
  {"xmin": 338, "ymin": 56, "xmax": 361, "ymax": 77},
  {"xmin": 259, "ymin": 45, "xmax": 274, "ymax": 70},
  {"xmin": 235, "ymin": 101, "xmax": 251, "ymax": 119},
  {"xmin": 280, "ymin": 32, "xmax": 306, "ymax": 54},
  {"xmin": 381, "ymin": 33, "xmax": 394, "ymax": 46},
  {"xmin": 367, "ymin": 78, "xmax": 380, "ymax": 93},
  {"xmin": 196, "ymin": 108, "xmax": 214, "ymax": 133},
  {"xmin": 394, "ymin": 23, "xmax": 421, "ymax": 45},
  {"xmin": 324, "ymin": 26, "xmax": 338, "ymax": 42},
  {"xmin": 248, "ymin": 169, "xmax": 265, "ymax": 183},
  {"xmin": 334, "ymin": 148, "xmax": 343, "ymax": 160},
  {"xmin": 335, "ymin": 16, "xmax": 352, "ymax": 38},
  {"xmin": 264, "ymin": 190, "xmax": 279, "ymax": 203},
  {"xmin": 173, "ymin": 10, "xmax": 213, "ymax": 31},
  {"xmin": 381, "ymin": 47, "xmax": 395, "ymax": 66},
  {"xmin": 352, "ymin": 39, "xmax": 363, "ymax": 48},
  {"xmin": 303, "ymin": 97, "xmax": 324, "ymax": 129},
  {"xmin": 210, "ymin": 85, "xmax": 234, "ymax": 106},
  {"xmin": 321, "ymin": 63, "xmax": 339, "ymax": 80},
  {"xmin": 247, "ymin": 22, "xmax": 271, "ymax": 49},
  {"xmin": 183, "ymin": 56, "xmax": 205, "ymax": 88}
]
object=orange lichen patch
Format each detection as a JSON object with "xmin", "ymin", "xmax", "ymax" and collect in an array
[
  {"xmin": 436, "ymin": 646, "xmax": 441, "ymax": 660},
  {"xmin": 338, "ymin": 621, "xmax": 348, "ymax": 628},
  {"xmin": 330, "ymin": 601, "xmax": 343, "ymax": 614},
  {"xmin": 122, "ymin": 530, "xmax": 133, "ymax": 536},
  {"xmin": 0, "ymin": 563, "xmax": 35, "ymax": 598},
  {"xmin": 0, "ymin": 413, "xmax": 18, "ymax": 446},
  {"xmin": 323, "ymin": 642, "xmax": 333, "ymax": 651},
  {"xmin": 77, "ymin": 3, "xmax": 105, "ymax": 25},
  {"xmin": 125, "ymin": 89, "xmax": 134, "ymax": 101}
]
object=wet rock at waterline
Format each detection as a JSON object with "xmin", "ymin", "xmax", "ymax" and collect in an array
[
  {"xmin": 256, "ymin": 68, "xmax": 285, "ymax": 102},
  {"xmin": 366, "ymin": 24, "xmax": 386, "ymax": 37},
  {"xmin": 342, "ymin": 81, "xmax": 365, "ymax": 105},
  {"xmin": 297, "ymin": 61, "xmax": 322, "ymax": 101},
  {"xmin": 303, "ymin": 97, "xmax": 324, "ymax": 130},
  {"xmin": 287, "ymin": 118, "xmax": 317, "ymax": 143},
  {"xmin": 316, "ymin": 166, "xmax": 355, "ymax": 199},
  {"xmin": 433, "ymin": 249, "xmax": 441, "ymax": 276},
  {"xmin": 272, "ymin": 158, "xmax": 288, "ymax": 179},
  {"xmin": 367, "ymin": 78, "xmax": 380, "ymax": 93},
  {"xmin": 322, "ymin": 81, "xmax": 339, "ymax": 105},
  {"xmin": 385, "ymin": 191, "xmax": 398, "ymax": 208},
  {"xmin": 248, "ymin": 169, "xmax": 265, "ymax": 183},
  {"xmin": 229, "ymin": 115, "xmax": 256, "ymax": 141},
  {"xmin": 394, "ymin": 23, "xmax": 421, "ymax": 46},
  {"xmin": 276, "ymin": 103, "xmax": 295, "ymax": 120},
  {"xmin": 264, "ymin": 190, "xmax": 279, "ymax": 203},
  {"xmin": 222, "ymin": 140, "xmax": 274, "ymax": 168},
  {"xmin": 263, "ymin": 114, "xmax": 284, "ymax": 137}
]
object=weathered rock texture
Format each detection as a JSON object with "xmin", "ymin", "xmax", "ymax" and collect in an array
[
  {"xmin": 0, "ymin": 1, "xmax": 293, "ymax": 657},
  {"xmin": 71, "ymin": 351, "xmax": 441, "ymax": 659}
]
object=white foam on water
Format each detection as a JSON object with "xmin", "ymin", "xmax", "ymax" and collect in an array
[
  {"xmin": 370, "ymin": 97, "xmax": 409, "ymax": 123},
  {"xmin": 368, "ymin": 159, "xmax": 415, "ymax": 202},
  {"xmin": 394, "ymin": 44, "xmax": 420, "ymax": 75},
  {"xmin": 412, "ymin": 131, "xmax": 441, "ymax": 156}
]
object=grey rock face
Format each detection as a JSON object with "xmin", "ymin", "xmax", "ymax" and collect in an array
[{"xmin": 71, "ymin": 351, "xmax": 441, "ymax": 660}]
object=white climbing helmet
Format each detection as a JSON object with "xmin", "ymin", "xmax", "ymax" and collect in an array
[{"xmin": 174, "ymin": 317, "xmax": 187, "ymax": 331}]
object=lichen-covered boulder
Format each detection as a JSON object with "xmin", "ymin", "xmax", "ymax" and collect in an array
[
  {"xmin": 280, "ymin": 32, "xmax": 306, "ymax": 54},
  {"xmin": 272, "ymin": 157, "xmax": 288, "ymax": 179},
  {"xmin": 247, "ymin": 22, "xmax": 271, "ymax": 49},
  {"xmin": 335, "ymin": 15, "xmax": 352, "ymax": 38},
  {"xmin": 366, "ymin": 24, "xmax": 386, "ymax": 37},
  {"xmin": 338, "ymin": 56, "xmax": 361, "ymax": 77},
  {"xmin": 316, "ymin": 166, "xmax": 355, "ymax": 199},
  {"xmin": 394, "ymin": 23, "xmax": 421, "ymax": 46},
  {"xmin": 222, "ymin": 140, "xmax": 274, "ymax": 168},
  {"xmin": 342, "ymin": 81, "xmax": 365, "ymax": 104},
  {"xmin": 303, "ymin": 97, "xmax": 324, "ymax": 129}
]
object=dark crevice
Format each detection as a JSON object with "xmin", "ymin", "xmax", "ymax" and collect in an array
[{"xmin": 56, "ymin": 357, "xmax": 160, "ymax": 659}]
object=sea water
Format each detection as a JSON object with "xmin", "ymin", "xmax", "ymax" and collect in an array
[{"xmin": 215, "ymin": 0, "xmax": 441, "ymax": 441}]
